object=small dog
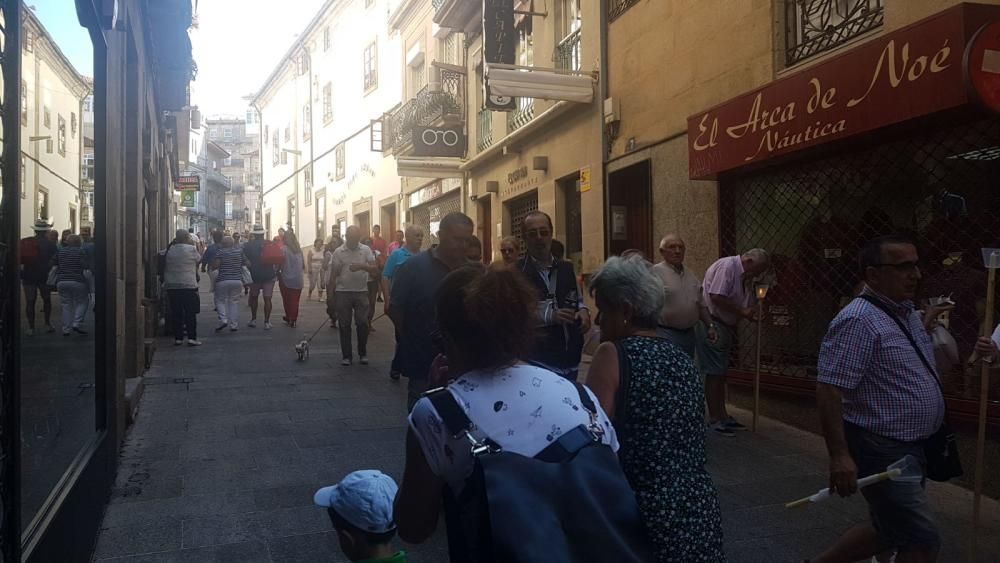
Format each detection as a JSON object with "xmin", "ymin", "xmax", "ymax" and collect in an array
[{"xmin": 295, "ymin": 339, "xmax": 310, "ymax": 361}]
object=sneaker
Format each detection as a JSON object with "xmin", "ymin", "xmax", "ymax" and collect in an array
[
  {"xmin": 229, "ymin": 323, "xmax": 238, "ymax": 331},
  {"xmin": 187, "ymin": 339, "xmax": 203, "ymax": 346},
  {"xmin": 174, "ymin": 339, "xmax": 184, "ymax": 346},
  {"xmin": 359, "ymin": 356, "xmax": 369, "ymax": 365},
  {"xmin": 72, "ymin": 327, "xmax": 87, "ymax": 335},
  {"xmin": 723, "ymin": 417, "xmax": 748, "ymax": 431},
  {"xmin": 264, "ymin": 322, "xmax": 272, "ymax": 330},
  {"xmin": 390, "ymin": 370, "xmax": 401, "ymax": 381},
  {"xmin": 288, "ymin": 321, "xmax": 296, "ymax": 328},
  {"xmin": 341, "ymin": 358, "xmax": 352, "ymax": 366},
  {"xmin": 248, "ymin": 319, "xmax": 257, "ymax": 328},
  {"xmin": 63, "ymin": 330, "xmax": 71, "ymax": 337},
  {"xmin": 710, "ymin": 422, "xmax": 735, "ymax": 437},
  {"xmin": 215, "ymin": 323, "xmax": 228, "ymax": 333}
]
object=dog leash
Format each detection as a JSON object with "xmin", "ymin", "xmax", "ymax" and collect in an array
[{"xmin": 304, "ymin": 313, "xmax": 386, "ymax": 344}]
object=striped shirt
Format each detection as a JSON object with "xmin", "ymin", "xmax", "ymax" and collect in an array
[
  {"xmin": 817, "ymin": 287, "xmax": 945, "ymax": 442},
  {"xmin": 215, "ymin": 247, "xmax": 244, "ymax": 282},
  {"xmin": 56, "ymin": 247, "xmax": 87, "ymax": 283}
]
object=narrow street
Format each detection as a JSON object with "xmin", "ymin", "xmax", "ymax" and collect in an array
[{"xmin": 91, "ymin": 287, "xmax": 1000, "ymax": 562}]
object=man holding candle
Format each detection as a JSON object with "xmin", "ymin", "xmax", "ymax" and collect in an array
[{"xmin": 701, "ymin": 248, "xmax": 770, "ymax": 436}]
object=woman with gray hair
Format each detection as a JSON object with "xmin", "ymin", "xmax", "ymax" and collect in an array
[{"xmin": 587, "ymin": 255, "xmax": 724, "ymax": 562}]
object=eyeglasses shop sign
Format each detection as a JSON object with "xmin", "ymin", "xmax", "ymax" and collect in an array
[
  {"xmin": 686, "ymin": 4, "xmax": 998, "ymax": 179},
  {"xmin": 412, "ymin": 125, "xmax": 466, "ymax": 158}
]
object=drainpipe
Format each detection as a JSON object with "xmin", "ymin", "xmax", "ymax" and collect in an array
[{"xmin": 599, "ymin": 0, "xmax": 610, "ymax": 261}]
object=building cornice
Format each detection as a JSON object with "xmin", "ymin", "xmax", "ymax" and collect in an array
[
  {"xmin": 23, "ymin": 5, "xmax": 91, "ymax": 99},
  {"xmin": 388, "ymin": 0, "xmax": 423, "ymax": 31}
]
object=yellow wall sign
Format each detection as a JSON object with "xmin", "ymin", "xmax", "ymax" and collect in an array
[{"xmin": 580, "ymin": 166, "xmax": 592, "ymax": 193}]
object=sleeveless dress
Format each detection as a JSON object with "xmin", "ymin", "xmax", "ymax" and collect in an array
[{"xmin": 617, "ymin": 335, "xmax": 725, "ymax": 563}]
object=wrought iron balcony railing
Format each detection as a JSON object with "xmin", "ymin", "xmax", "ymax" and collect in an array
[
  {"xmin": 507, "ymin": 98, "xmax": 535, "ymax": 133},
  {"xmin": 384, "ymin": 67, "xmax": 466, "ymax": 154},
  {"xmin": 554, "ymin": 29, "xmax": 582, "ymax": 71},
  {"xmin": 477, "ymin": 107, "xmax": 493, "ymax": 152},
  {"xmin": 608, "ymin": 0, "xmax": 640, "ymax": 22},
  {"xmin": 785, "ymin": 0, "xmax": 883, "ymax": 66}
]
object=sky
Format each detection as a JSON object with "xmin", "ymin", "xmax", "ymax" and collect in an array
[
  {"xmin": 192, "ymin": 0, "xmax": 327, "ymax": 117},
  {"xmin": 29, "ymin": 1, "xmax": 94, "ymax": 77},
  {"xmin": 29, "ymin": 0, "xmax": 328, "ymax": 117}
]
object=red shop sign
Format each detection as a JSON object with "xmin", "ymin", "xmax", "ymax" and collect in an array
[{"xmin": 687, "ymin": 4, "xmax": 1000, "ymax": 180}]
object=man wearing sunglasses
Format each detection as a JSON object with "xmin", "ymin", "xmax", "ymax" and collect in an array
[
  {"xmin": 812, "ymin": 235, "xmax": 944, "ymax": 563},
  {"xmin": 518, "ymin": 211, "xmax": 591, "ymax": 381}
]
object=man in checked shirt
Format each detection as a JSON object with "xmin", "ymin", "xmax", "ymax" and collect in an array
[{"xmin": 810, "ymin": 236, "xmax": 949, "ymax": 563}]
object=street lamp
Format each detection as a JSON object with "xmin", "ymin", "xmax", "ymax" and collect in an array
[{"xmin": 752, "ymin": 283, "xmax": 770, "ymax": 433}]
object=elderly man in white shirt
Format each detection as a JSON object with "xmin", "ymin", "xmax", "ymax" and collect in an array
[{"xmin": 650, "ymin": 235, "xmax": 718, "ymax": 357}]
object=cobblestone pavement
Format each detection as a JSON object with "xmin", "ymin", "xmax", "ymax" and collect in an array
[{"xmin": 93, "ymin": 286, "xmax": 1000, "ymax": 562}]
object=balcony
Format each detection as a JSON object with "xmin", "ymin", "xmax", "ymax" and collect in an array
[
  {"xmin": 384, "ymin": 66, "xmax": 466, "ymax": 154},
  {"xmin": 786, "ymin": 0, "xmax": 883, "ymax": 66},
  {"xmin": 477, "ymin": 107, "xmax": 493, "ymax": 152},
  {"xmin": 507, "ymin": 98, "xmax": 535, "ymax": 133},
  {"xmin": 203, "ymin": 170, "xmax": 232, "ymax": 191},
  {"xmin": 433, "ymin": 0, "xmax": 480, "ymax": 31},
  {"xmin": 554, "ymin": 29, "xmax": 582, "ymax": 71}
]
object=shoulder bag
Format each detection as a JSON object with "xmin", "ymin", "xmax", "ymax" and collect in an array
[
  {"xmin": 857, "ymin": 295, "xmax": 963, "ymax": 482},
  {"xmin": 426, "ymin": 383, "xmax": 655, "ymax": 563}
]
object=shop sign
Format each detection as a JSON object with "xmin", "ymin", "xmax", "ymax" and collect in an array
[
  {"xmin": 687, "ymin": 5, "xmax": 1000, "ymax": 179},
  {"xmin": 176, "ymin": 175, "xmax": 200, "ymax": 191},
  {"xmin": 408, "ymin": 178, "xmax": 461, "ymax": 208},
  {"xmin": 580, "ymin": 166, "xmax": 592, "ymax": 193},
  {"xmin": 412, "ymin": 125, "xmax": 466, "ymax": 158},
  {"xmin": 180, "ymin": 190, "xmax": 195, "ymax": 208},
  {"xmin": 965, "ymin": 20, "xmax": 1000, "ymax": 113},
  {"xmin": 483, "ymin": 0, "xmax": 516, "ymax": 111}
]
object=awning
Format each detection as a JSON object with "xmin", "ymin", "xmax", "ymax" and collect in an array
[
  {"xmin": 396, "ymin": 157, "xmax": 465, "ymax": 179},
  {"xmin": 487, "ymin": 64, "xmax": 595, "ymax": 104}
]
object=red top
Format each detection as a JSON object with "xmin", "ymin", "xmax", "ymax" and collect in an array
[{"xmin": 370, "ymin": 236, "xmax": 388, "ymax": 268}]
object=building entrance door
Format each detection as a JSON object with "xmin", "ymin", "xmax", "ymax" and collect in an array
[{"xmin": 607, "ymin": 160, "xmax": 652, "ymax": 258}]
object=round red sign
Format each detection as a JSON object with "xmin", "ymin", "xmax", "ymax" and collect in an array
[{"xmin": 965, "ymin": 20, "xmax": 1000, "ymax": 113}]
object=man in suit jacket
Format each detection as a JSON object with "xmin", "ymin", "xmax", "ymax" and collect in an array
[{"xmin": 517, "ymin": 211, "xmax": 591, "ymax": 381}]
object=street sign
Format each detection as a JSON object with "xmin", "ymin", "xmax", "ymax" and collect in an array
[
  {"xmin": 580, "ymin": 166, "xmax": 592, "ymax": 193},
  {"xmin": 412, "ymin": 125, "xmax": 466, "ymax": 157},
  {"xmin": 483, "ymin": 0, "xmax": 516, "ymax": 112},
  {"xmin": 180, "ymin": 190, "xmax": 195, "ymax": 208},
  {"xmin": 176, "ymin": 175, "xmax": 200, "ymax": 191},
  {"xmin": 965, "ymin": 20, "xmax": 1000, "ymax": 113}
]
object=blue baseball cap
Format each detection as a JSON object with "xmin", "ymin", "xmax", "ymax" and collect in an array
[{"xmin": 314, "ymin": 470, "xmax": 398, "ymax": 534}]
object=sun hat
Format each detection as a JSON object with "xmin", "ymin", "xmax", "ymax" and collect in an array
[
  {"xmin": 314, "ymin": 470, "xmax": 398, "ymax": 534},
  {"xmin": 31, "ymin": 218, "xmax": 52, "ymax": 231},
  {"xmin": 250, "ymin": 224, "xmax": 266, "ymax": 235}
]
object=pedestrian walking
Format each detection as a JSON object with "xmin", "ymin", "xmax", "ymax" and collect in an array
[
  {"xmin": 387, "ymin": 229, "xmax": 404, "ymax": 255},
  {"xmin": 211, "ymin": 236, "xmax": 245, "ymax": 332},
  {"xmin": 396, "ymin": 265, "xmax": 646, "ymax": 562},
  {"xmin": 651, "ymin": 235, "xmax": 718, "ymax": 357},
  {"xmin": 701, "ymin": 248, "xmax": 770, "ymax": 436},
  {"xmin": 325, "ymin": 234, "xmax": 343, "ymax": 327},
  {"xmin": 587, "ymin": 255, "xmax": 725, "ymax": 562},
  {"xmin": 201, "ymin": 230, "xmax": 223, "ymax": 273},
  {"xmin": 19, "ymin": 218, "xmax": 58, "ymax": 336},
  {"xmin": 499, "ymin": 235, "xmax": 519, "ymax": 265},
  {"xmin": 389, "ymin": 212, "xmax": 473, "ymax": 409},
  {"xmin": 307, "ymin": 238, "xmax": 325, "ymax": 301},
  {"xmin": 365, "ymin": 226, "xmax": 387, "ymax": 331},
  {"xmin": 517, "ymin": 211, "xmax": 591, "ymax": 382},
  {"xmin": 54, "ymin": 234, "xmax": 91, "ymax": 336},
  {"xmin": 243, "ymin": 224, "xmax": 277, "ymax": 330},
  {"xmin": 810, "ymin": 236, "xmax": 950, "ymax": 563},
  {"xmin": 330, "ymin": 226, "xmax": 378, "ymax": 365},
  {"xmin": 382, "ymin": 225, "xmax": 424, "ymax": 381},
  {"xmin": 279, "ymin": 231, "xmax": 305, "ymax": 328},
  {"xmin": 163, "ymin": 229, "xmax": 202, "ymax": 346}
]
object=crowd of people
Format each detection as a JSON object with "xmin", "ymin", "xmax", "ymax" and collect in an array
[{"xmin": 19, "ymin": 218, "xmax": 96, "ymax": 337}]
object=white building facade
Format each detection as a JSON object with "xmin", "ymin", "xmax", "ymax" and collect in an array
[
  {"xmin": 253, "ymin": 0, "xmax": 404, "ymax": 244},
  {"xmin": 20, "ymin": 8, "xmax": 90, "ymax": 238}
]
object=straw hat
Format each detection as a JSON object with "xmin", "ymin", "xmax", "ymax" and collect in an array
[
  {"xmin": 250, "ymin": 224, "xmax": 266, "ymax": 235},
  {"xmin": 31, "ymin": 218, "xmax": 52, "ymax": 231}
]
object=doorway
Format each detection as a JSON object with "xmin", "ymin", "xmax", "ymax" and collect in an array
[
  {"xmin": 355, "ymin": 211, "xmax": 371, "ymax": 238},
  {"xmin": 557, "ymin": 172, "xmax": 582, "ymax": 269},
  {"xmin": 380, "ymin": 202, "xmax": 396, "ymax": 239},
  {"xmin": 607, "ymin": 160, "xmax": 652, "ymax": 258}
]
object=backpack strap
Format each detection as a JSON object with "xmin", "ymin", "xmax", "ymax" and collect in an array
[{"xmin": 425, "ymin": 387, "xmax": 500, "ymax": 456}]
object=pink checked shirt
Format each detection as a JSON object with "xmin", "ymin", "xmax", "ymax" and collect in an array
[{"xmin": 702, "ymin": 255, "xmax": 750, "ymax": 327}]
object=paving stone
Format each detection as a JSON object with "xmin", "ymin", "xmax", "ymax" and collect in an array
[
  {"xmin": 101, "ymin": 492, "xmax": 256, "ymax": 529},
  {"xmin": 94, "ymin": 518, "xmax": 182, "ymax": 559},
  {"xmin": 267, "ymin": 531, "xmax": 346, "ymax": 563},
  {"xmin": 252, "ymin": 484, "xmax": 318, "ymax": 511},
  {"xmin": 96, "ymin": 541, "xmax": 271, "ymax": 563}
]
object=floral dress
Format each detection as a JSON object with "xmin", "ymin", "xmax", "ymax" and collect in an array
[{"xmin": 617, "ymin": 335, "xmax": 725, "ymax": 563}]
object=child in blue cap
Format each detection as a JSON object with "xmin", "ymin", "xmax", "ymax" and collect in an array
[{"xmin": 314, "ymin": 470, "xmax": 405, "ymax": 563}]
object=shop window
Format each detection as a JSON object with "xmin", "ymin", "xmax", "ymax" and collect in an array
[
  {"xmin": 785, "ymin": 0, "xmax": 884, "ymax": 66},
  {"xmin": 720, "ymin": 115, "xmax": 1000, "ymax": 402}
]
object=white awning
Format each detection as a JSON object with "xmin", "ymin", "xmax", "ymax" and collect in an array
[
  {"xmin": 396, "ymin": 157, "xmax": 465, "ymax": 179},
  {"xmin": 487, "ymin": 64, "xmax": 595, "ymax": 104}
]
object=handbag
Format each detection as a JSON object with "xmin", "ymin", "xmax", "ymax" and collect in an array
[
  {"xmin": 857, "ymin": 295, "xmax": 963, "ymax": 482},
  {"xmin": 427, "ymin": 383, "xmax": 655, "ymax": 563},
  {"xmin": 241, "ymin": 266, "xmax": 253, "ymax": 286}
]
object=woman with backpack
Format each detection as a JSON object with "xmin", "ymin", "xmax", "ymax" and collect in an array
[
  {"xmin": 278, "ymin": 231, "xmax": 305, "ymax": 328},
  {"xmin": 585, "ymin": 255, "xmax": 725, "ymax": 563},
  {"xmin": 395, "ymin": 265, "xmax": 653, "ymax": 562}
]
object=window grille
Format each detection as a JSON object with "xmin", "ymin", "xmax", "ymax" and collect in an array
[{"xmin": 785, "ymin": 0, "xmax": 883, "ymax": 66}]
